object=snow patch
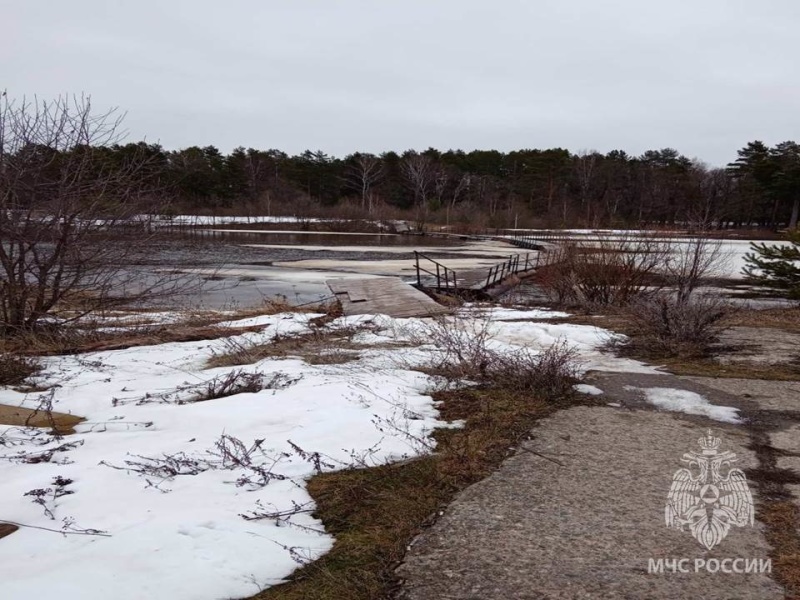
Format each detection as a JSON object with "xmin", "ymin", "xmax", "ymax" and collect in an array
[
  {"xmin": 637, "ymin": 387, "xmax": 741, "ymax": 423},
  {"xmin": 574, "ymin": 384, "xmax": 603, "ymax": 395}
]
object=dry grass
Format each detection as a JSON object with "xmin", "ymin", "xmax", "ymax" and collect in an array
[
  {"xmin": 555, "ymin": 305, "xmax": 800, "ymax": 378},
  {"xmin": 558, "ymin": 305, "xmax": 800, "ymax": 336},
  {"xmin": 0, "ymin": 523, "xmax": 18, "ymax": 540},
  {"xmin": 0, "ymin": 352, "xmax": 40, "ymax": 386},
  {"xmin": 652, "ymin": 357, "xmax": 800, "ymax": 381},
  {"xmin": 0, "ymin": 299, "xmax": 340, "ymax": 357},
  {"xmin": 253, "ymin": 385, "xmax": 589, "ymax": 600},
  {"xmin": 0, "ymin": 323, "xmax": 249, "ymax": 356},
  {"xmin": 0, "ymin": 403, "xmax": 83, "ymax": 435},
  {"xmin": 759, "ymin": 500, "xmax": 800, "ymax": 596},
  {"xmin": 303, "ymin": 350, "xmax": 361, "ymax": 366},
  {"xmin": 723, "ymin": 306, "xmax": 800, "ymax": 333},
  {"xmin": 207, "ymin": 326, "xmax": 368, "ymax": 369}
]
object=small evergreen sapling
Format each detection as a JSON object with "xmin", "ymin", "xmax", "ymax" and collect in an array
[{"xmin": 743, "ymin": 230, "xmax": 800, "ymax": 300}]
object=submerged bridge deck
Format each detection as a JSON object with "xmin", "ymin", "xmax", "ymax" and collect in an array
[
  {"xmin": 327, "ymin": 277, "xmax": 449, "ymax": 318},
  {"xmin": 327, "ymin": 244, "xmax": 553, "ymax": 318},
  {"xmin": 413, "ymin": 250, "xmax": 546, "ymax": 296}
]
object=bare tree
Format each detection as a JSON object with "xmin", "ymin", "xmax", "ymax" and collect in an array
[
  {"xmin": 343, "ymin": 153, "xmax": 383, "ymax": 214},
  {"xmin": 446, "ymin": 172, "xmax": 470, "ymax": 227},
  {"xmin": 0, "ymin": 94, "xmax": 184, "ymax": 334},
  {"xmin": 400, "ymin": 152, "xmax": 437, "ymax": 229},
  {"xmin": 663, "ymin": 217, "xmax": 729, "ymax": 304},
  {"xmin": 574, "ymin": 151, "xmax": 598, "ymax": 224}
]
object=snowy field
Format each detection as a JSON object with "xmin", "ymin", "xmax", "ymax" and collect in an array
[
  {"xmin": 143, "ymin": 215, "xmax": 331, "ymax": 226},
  {"xmin": 0, "ymin": 306, "xmax": 663, "ymax": 600},
  {"xmin": 506, "ymin": 230, "xmax": 795, "ymax": 280}
]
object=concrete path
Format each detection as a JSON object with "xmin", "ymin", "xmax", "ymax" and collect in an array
[{"xmin": 396, "ymin": 372, "xmax": 800, "ymax": 599}]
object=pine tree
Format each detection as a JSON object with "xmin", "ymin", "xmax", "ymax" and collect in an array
[{"xmin": 743, "ymin": 230, "xmax": 800, "ymax": 299}]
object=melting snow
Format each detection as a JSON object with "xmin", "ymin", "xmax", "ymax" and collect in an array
[
  {"xmin": 0, "ymin": 307, "xmax": 656, "ymax": 599},
  {"xmin": 637, "ymin": 387, "xmax": 741, "ymax": 423},
  {"xmin": 574, "ymin": 384, "xmax": 604, "ymax": 395}
]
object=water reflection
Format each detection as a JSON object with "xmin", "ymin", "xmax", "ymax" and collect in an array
[{"xmin": 186, "ymin": 229, "xmax": 459, "ymax": 247}]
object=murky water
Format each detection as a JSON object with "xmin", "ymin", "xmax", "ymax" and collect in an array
[
  {"xmin": 137, "ymin": 231, "xmax": 470, "ymax": 309},
  {"xmin": 185, "ymin": 229, "xmax": 457, "ymax": 247}
]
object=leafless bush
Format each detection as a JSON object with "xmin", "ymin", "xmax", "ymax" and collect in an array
[
  {"xmin": 113, "ymin": 369, "xmax": 300, "ymax": 406},
  {"xmin": 0, "ymin": 426, "xmax": 84, "ymax": 464},
  {"xmin": 100, "ymin": 435, "xmax": 286, "ymax": 492},
  {"xmin": 208, "ymin": 322, "xmax": 370, "ymax": 368},
  {"xmin": 196, "ymin": 371, "xmax": 273, "ymax": 401},
  {"xmin": 24, "ymin": 476, "xmax": 74, "ymax": 520},
  {"xmin": 14, "ymin": 475, "xmax": 107, "ymax": 537},
  {"xmin": 101, "ymin": 433, "xmax": 333, "ymax": 493},
  {"xmin": 0, "ymin": 94, "xmax": 194, "ymax": 336},
  {"xmin": 537, "ymin": 233, "xmax": 670, "ymax": 307},
  {"xmin": 416, "ymin": 315, "xmax": 579, "ymax": 399},
  {"xmin": 662, "ymin": 233, "xmax": 730, "ymax": 303},
  {"xmin": 0, "ymin": 352, "xmax": 39, "ymax": 386},
  {"xmin": 286, "ymin": 440, "xmax": 335, "ymax": 474},
  {"xmin": 416, "ymin": 315, "xmax": 496, "ymax": 380},
  {"xmin": 620, "ymin": 292, "xmax": 732, "ymax": 358},
  {"xmin": 487, "ymin": 342, "xmax": 581, "ymax": 399},
  {"xmin": 24, "ymin": 389, "xmax": 59, "ymax": 435},
  {"xmin": 538, "ymin": 231, "xmax": 730, "ymax": 310},
  {"xmin": 239, "ymin": 498, "xmax": 319, "ymax": 531}
]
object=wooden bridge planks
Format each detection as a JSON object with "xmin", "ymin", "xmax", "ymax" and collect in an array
[{"xmin": 327, "ymin": 277, "xmax": 449, "ymax": 318}]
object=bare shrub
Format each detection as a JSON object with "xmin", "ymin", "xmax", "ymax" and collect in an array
[
  {"xmin": 537, "ymin": 233, "xmax": 670, "ymax": 308},
  {"xmin": 195, "ymin": 370, "xmax": 270, "ymax": 401},
  {"xmin": 538, "ymin": 230, "xmax": 731, "ymax": 311},
  {"xmin": 101, "ymin": 433, "xmax": 333, "ymax": 493},
  {"xmin": 0, "ymin": 426, "xmax": 85, "ymax": 464},
  {"xmin": 620, "ymin": 293, "xmax": 732, "ymax": 358},
  {"xmin": 0, "ymin": 94, "xmax": 201, "ymax": 336},
  {"xmin": 100, "ymin": 434, "xmax": 288, "ymax": 492},
  {"xmin": 23, "ymin": 389, "xmax": 62, "ymax": 436},
  {"xmin": 24, "ymin": 476, "xmax": 74, "ymax": 520},
  {"xmin": 207, "ymin": 323, "xmax": 369, "ymax": 368},
  {"xmin": 420, "ymin": 315, "xmax": 496, "ymax": 380},
  {"xmin": 488, "ymin": 342, "xmax": 581, "ymax": 399},
  {"xmin": 0, "ymin": 352, "xmax": 39, "ymax": 386},
  {"xmin": 114, "ymin": 369, "xmax": 300, "ymax": 406},
  {"xmin": 662, "ymin": 234, "xmax": 730, "ymax": 303},
  {"xmin": 417, "ymin": 315, "xmax": 579, "ymax": 399}
]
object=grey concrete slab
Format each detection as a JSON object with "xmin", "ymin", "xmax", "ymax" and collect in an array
[
  {"xmin": 716, "ymin": 327, "xmax": 800, "ymax": 366},
  {"xmin": 681, "ymin": 377, "xmax": 800, "ymax": 413},
  {"xmin": 397, "ymin": 406, "xmax": 781, "ymax": 599}
]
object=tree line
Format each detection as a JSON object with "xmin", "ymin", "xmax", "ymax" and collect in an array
[
  {"xmin": 4, "ymin": 98, "xmax": 799, "ymax": 229},
  {"xmin": 75, "ymin": 141, "xmax": 796, "ymax": 229}
]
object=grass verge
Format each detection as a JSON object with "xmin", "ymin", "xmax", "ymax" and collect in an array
[
  {"xmin": 759, "ymin": 500, "xmax": 800, "ymax": 596},
  {"xmin": 724, "ymin": 306, "xmax": 800, "ymax": 333},
  {"xmin": 650, "ymin": 357, "xmax": 800, "ymax": 381},
  {"xmin": 0, "ymin": 299, "xmax": 338, "ymax": 357},
  {"xmin": 252, "ymin": 386, "xmax": 589, "ymax": 600}
]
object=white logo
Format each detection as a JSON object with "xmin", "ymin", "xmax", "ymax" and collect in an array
[{"xmin": 665, "ymin": 430, "xmax": 754, "ymax": 550}]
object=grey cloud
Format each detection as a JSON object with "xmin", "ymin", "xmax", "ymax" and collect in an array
[{"xmin": 2, "ymin": 0, "xmax": 798, "ymax": 164}]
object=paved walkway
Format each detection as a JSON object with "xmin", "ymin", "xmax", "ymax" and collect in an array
[{"xmin": 396, "ymin": 372, "xmax": 800, "ymax": 599}]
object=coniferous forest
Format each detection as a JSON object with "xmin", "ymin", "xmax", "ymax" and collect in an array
[{"xmin": 16, "ymin": 138, "xmax": 800, "ymax": 229}]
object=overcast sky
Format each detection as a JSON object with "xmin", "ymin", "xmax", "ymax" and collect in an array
[{"xmin": 3, "ymin": 0, "xmax": 798, "ymax": 165}]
